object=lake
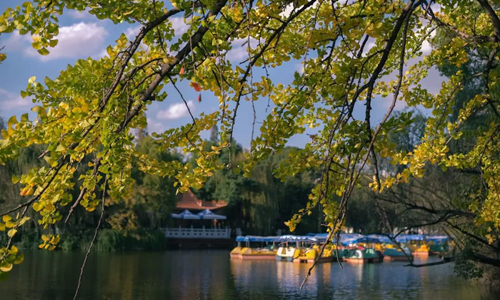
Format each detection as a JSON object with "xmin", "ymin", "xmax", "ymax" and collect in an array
[{"xmin": 0, "ymin": 250, "xmax": 497, "ymax": 299}]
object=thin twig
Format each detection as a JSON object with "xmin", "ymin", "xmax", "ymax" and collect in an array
[{"xmin": 72, "ymin": 176, "xmax": 108, "ymax": 300}]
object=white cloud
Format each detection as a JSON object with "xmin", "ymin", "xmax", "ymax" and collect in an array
[
  {"xmin": 3, "ymin": 32, "xmax": 27, "ymax": 52},
  {"xmin": 156, "ymin": 100, "xmax": 194, "ymax": 120},
  {"xmin": 0, "ymin": 88, "xmax": 32, "ymax": 112},
  {"xmin": 24, "ymin": 22, "xmax": 108, "ymax": 61},
  {"xmin": 226, "ymin": 37, "xmax": 258, "ymax": 61},
  {"xmin": 125, "ymin": 26, "xmax": 141, "ymax": 40},
  {"xmin": 430, "ymin": 3, "xmax": 441, "ymax": 13},
  {"xmin": 68, "ymin": 9, "xmax": 93, "ymax": 19},
  {"xmin": 295, "ymin": 62, "xmax": 305, "ymax": 74},
  {"xmin": 147, "ymin": 117, "xmax": 166, "ymax": 133},
  {"xmin": 170, "ymin": 17, "xmax": 190, "ymax": 36},
  {"xmin": 421, "ymin": 40, "xmax": 432, "ymax": 55},
  {"xmin": 281, "ymin": 4, "xmax": 295, "ymax": 18}
]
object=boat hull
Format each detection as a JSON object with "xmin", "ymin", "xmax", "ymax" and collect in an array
[
  {"xmin": 383, "ymin": 256, "xmax": 411, "ymax": 262},
  {"xmin": 237, "ymin": 253, "xmax": 276, "ymax": 260},
  {"xmin": 293, "ymin": 256, "xmax": 334, "ymax": 263},
  {"xmin": 343, "ymin": 257, "xmax": 382, "ymax": 264},
  {"xmin": 413, "ymin": 251, "xmax": 429, "ymax": 257}
]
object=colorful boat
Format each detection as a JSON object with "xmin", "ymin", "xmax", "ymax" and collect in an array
[
  {"xmin": 343, "ymin": 248, "xmax": 382, "ymax": 263},
  {"xmin": 412, "ymin": 244, "xmax": 430, "ymax": 257},
  {"xmin": 276, "ymin": 245, "xmax": 302, "ymax": 262},
  {"xmin": 231, "ymin": 236, "xmax": 278, "ymax": 260},
  {"xmin": 238, "ymin": 247, "xmax": 276, "ymax": 260},
  {"xmin": 426, "ymin": 235, "xmax": 450, "ymax": 255},
  {"xmin": 276, "ymin": 235, "xmax": 317, "ymax": 262},
  {"xmin": 230, "ymin": 246, "xmax": 242, "ymax": 258},
  {"xmin": 382, "ymin": 247, "xmax": 413, "ymax": 262}
]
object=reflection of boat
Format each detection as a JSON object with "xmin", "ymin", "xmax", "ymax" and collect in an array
[
  {"xmin": 383, "ymin": 247, "xmax": 413, "ymax": 262},
  {"xmin": 343, "ymin": 249, "xmax": 382, "ymax": 263}
]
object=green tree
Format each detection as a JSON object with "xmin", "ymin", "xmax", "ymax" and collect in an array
[{"xmin": 0, "ymin": 0, "xmax": 499, "ymax": 280}]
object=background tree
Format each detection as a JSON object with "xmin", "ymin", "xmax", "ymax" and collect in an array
[{"xmin": 0, "ymin": 0, "xmax": 499, "ymax": 285}]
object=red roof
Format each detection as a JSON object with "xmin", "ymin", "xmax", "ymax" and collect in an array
[{"xmin": 176, "ymin": 190, "xmax": 227, "ymax": 211}]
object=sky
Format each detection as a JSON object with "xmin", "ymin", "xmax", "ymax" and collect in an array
[{"xmin": 0, "ymin": 1, "xmax": 446, "ymax": 148}]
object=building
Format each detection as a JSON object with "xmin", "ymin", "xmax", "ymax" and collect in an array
[
  {"xmin": 174, "ymin": 189, "xmax": 228, "ymax": 212},
  {"xmin": 164, "ymin": 190, "xmax": 233, "ymax": 248}
]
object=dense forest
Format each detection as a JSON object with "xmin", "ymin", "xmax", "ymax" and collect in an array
[{"xmin": 0, "ymin": 120, "xmax": 322, "ymax": 249}]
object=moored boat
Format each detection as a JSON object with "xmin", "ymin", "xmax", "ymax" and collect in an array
[
  {"xmin": 343, "ymin": 248, "xmax": 382, "ymax": 263},
  {"xmin": 276, "ymin": 245, "xmax": 301, "ymax": 262},
  {"xmin": 230, "ymin": 246, "xmax": 242, "ymax": 258},
  {"xmin": 276, "ymin": 235, "xmax": 317, "ymax": 262},
  {"xmin": 413, "ymin": 244, "xmax": 430, "ymax": 257},
  {"xmin": 239, "ymin": 247, "xmax": 276, "ymax": 260},
  {"xmin": 382, "ymin": 247, "xmax": 413, "ymax": 262},
  {"xmin": 231, "ymin": 236, "xmax": 278, "ymax": 260}
]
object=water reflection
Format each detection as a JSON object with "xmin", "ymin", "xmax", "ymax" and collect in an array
[{"xmin": 0, "ymin": 250, "xmax": 496, "ymax": 300}]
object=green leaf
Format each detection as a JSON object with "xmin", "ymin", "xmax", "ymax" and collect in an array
[
  {"xmin": 11, "ymin": 175, "xmax": 20, "ymax": 184},
  {"xmin": 48, "ymin": 39, "xmax": 58, "ymax": 47},
  {"xmin": 32, "ymin": 42, "xmax": 42, "ymax": 50},
  {"xmin": 21, "ymin": 113, "xmax": 29, "ymax": 123},
  {"xmin": 37, "ymin": 48, "xmax": 50, "ymax": 55},
  {"xmin": 31, "ymin": 106, "xmax": 44, "ymax": 114},
  {"xmin": 28, "ymin": 76, "xmax": 36, "ymax": 84},
  {"xmin": 13, "ymin": 254, "xmax": 24, "ymax": 265},
  {"xmin": 7, "ymin": 115, "xmax": 18, "ymax": 128}
]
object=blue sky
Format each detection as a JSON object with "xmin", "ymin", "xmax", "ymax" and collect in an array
[{"xmin": 0, "ymin": 1, "xmax": 445, "ymax": 148}]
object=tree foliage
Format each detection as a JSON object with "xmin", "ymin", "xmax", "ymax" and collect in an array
[{"xmin": 1, "ymin": 0, "xmax": 500, "ymax": 277}]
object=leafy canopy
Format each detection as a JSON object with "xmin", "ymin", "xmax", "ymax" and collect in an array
[{"xmin": 0, "ymin": 0, "xmax": 500, "ymax": 276}]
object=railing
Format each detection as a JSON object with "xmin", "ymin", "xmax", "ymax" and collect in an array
[{"xmin": 164, "ymin": 226, "xmax": 231, "ymax": 239}]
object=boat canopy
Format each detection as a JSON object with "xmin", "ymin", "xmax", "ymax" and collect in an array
[
  {"xmin": 279, "ymin": 235, "xmax": 317, "ymax": 242},
  {"xmin": 171, "ymin": 209, "xmax": 201, "ymax": 219},
  {"xmin": 236, "ymin": 236, "xmax": 281, "ymax": 243},
  {"xmin": 366, "ymin": 234, "xmax": 393, "ymax": 244},
  {"xmin": 311, "ymin": 233, "xmax": 330, "ymax": 242},
  {"xmin": 337, "ymin": 233, "xmax": 364, "ymax": 245},
  {"xmin": 197, "ymin": 209, "xmax": 227, "ymax": 220},
  {"xmin": 235, "ymin": 233, "xmax": 449, "ymax": 244},
  {"xmin": 395, "ymin": 234, "xmax": 425, "ymax": 242},
  {"xmin": 425, "ymin": 235, "xmax": 449, "ymax": 242}
]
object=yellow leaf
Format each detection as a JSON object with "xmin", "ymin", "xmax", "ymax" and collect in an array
[
  {"xmin": 7, "ymin": 229, "xmax": 17, "ymax": 238},
  {"xmin": 33, "ymin": 202, "xmax": 42, "ymax": 212},
  {"xmin": 0, "ymin": 263, "xmax": 13, "ymax": 272}
]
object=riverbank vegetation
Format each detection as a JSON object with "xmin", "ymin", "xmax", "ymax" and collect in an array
[{"xmin": 0, "ymin": 0, "xmax": 499, "ymax": 286}]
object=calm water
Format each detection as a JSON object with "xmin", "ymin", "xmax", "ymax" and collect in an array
[{"xmin": 0, "ymin": 250, "xmax": 496, "ymax": 300}]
